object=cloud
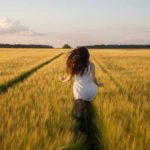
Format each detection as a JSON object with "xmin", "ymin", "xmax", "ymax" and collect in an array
[{"xmin": 0, "ymin": 18, "xmax": 44, "ymax": 36}]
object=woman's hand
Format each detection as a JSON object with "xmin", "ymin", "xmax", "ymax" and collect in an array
[
  {"xmin": 59, "ymin": 75, "xmax": 65, "ymax": 82},
  {"xmin": 59, "ymin": 75, "xmax": 72, "ymax": 83},
  {"xmin": 97, "ymin": 82, "xmax": 104, "ymax": 87}
]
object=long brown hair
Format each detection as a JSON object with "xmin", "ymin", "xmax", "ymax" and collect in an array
[{"xmin": 66, "ymin": 47, "xmax": 90, "ymax": 76}]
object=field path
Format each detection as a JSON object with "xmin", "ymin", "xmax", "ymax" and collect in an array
[
  {"xmin": 0, "ymin": 53, "xmax": 63, "ymax": 94},
  {"xmin": 62, "ymin": 102, "xmax": 106, "ymax": 150},
  {"xmin": 0, "ymin": 53, "xmax": 108, "ymax": 149},
  {"xmin": 93, "ymin": 56, "xmax": 140, "ymax": 105},
  {"xmin": 93, "ymin": 57, "xmax": 124, "ymax": 93},
  {"xmin": 1, "ymin": 50, "xmax": 149, "ymax": 149},
  {"xmin": 91, "ymin": 52, "xmax": 150, "ymax": 150}
]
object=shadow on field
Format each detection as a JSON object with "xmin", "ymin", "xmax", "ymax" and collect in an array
[{"xmin": 65, "ymin": 102, "xmax": 106, "ymax": 150}]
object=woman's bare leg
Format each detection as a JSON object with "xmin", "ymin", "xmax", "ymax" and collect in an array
[
  {"xmin": 75, "ymin": 99, "xmax": 84, "ymax": 118},
  {"xmin": 75, "ymin": 99, "xmax": 91, "ymax": 119},
  {"xmin": 82, "ymin": 101, "xmax": 90, "ymax": 121}
]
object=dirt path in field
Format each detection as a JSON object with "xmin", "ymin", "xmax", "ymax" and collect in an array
[{"xmin": 0, "ymin": 53, "xmax": 63, "ymax": 94}]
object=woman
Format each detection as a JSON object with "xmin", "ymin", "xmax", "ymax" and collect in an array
[{"xmin": 60, "ymin": 47, "xmax": 103, "ymax": 118}]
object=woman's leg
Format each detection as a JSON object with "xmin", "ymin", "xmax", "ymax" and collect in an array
[
  {"xmin": 81, "ymin": 101, "xmax": 90, "ymax": 123},
  {"xmin": 75, "ymin": 99, "xmax": 91, "ymax": 117},
  {"xmin": 75, "ymin": 99, "xmax": 84, "ymax": 118},
  {"xmin": 82, "ymin": 101, "xmax": 90, "ymax": 110}
]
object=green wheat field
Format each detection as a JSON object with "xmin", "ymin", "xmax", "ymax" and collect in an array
[{"xmin": 0, "ymin": 48, "xmax": 150, "ymax": 150}]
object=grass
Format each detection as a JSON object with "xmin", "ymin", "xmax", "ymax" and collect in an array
[
  {"xmin": 0, "ymin": 49, "xmax": 62, "ymax": 85},
  {"xmin": 0, "ymin": 54, "xmax": 74, "ymax": 149},
  {"xmin": 0, "ymin": 48, "xmax": 150, "ymax": 150},
  {"xmin": 92, "ymin": 50, "xmax": 150, "ymax": 150},
  {"xmin": 0, "ymin": 53, "xmax": 63, "ymax": 94}
]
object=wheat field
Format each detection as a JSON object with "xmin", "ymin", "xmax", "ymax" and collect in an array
[{"xmin": 0, "ymin": 49, "xmax": 150, "ymax": 150}]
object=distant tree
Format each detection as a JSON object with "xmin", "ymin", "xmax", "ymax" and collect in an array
[{"xmin": 62, "ymin": 44, "xmax": 71, "ymax": 49}]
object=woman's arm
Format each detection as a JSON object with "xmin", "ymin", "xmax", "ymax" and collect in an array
[
  {"xmin": 90, "ymin": 62, "xmax": 104, "ymax": 87},
  {"xmin": 59, "ymin": 74, "xmax": 72, "ymax": 83}
]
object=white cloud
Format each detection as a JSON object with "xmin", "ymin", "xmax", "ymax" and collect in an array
[{"xmin": 0, "ymin": 18, "xmax": 44, "ymax": 36}]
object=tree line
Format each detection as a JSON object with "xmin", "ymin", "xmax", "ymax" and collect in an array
[
  {"xmin": 0, "ymin": 44, "xmax": 53, "ymax": 48},
  {"xmin": 0, "ymin": 43, "xmax": 150, "ymax": 49},
  {"xmin": 0, "ymin": 43, "xmax": 71, "ymax": 49},
  {"xmin": 82, "ymin": 44, "xmax": 150, "ymax": 49}
]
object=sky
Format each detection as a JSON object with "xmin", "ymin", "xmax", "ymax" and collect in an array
[{"xmin": 0, "ymin": 0, "xmax": 150, "ymax": 47}]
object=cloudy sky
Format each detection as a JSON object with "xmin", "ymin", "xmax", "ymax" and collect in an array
[{"xmin": 0, "ymin": 0, "xmax": 150, "ymax": 47}]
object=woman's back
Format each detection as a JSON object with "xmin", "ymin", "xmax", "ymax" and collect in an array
[
  {"xmin": 74, "ymin": 63, "xmax": 92, "ymax": 83},
  {"xmin": 73, "ymin": 62, "xmax": 97, "ymax": 101}
]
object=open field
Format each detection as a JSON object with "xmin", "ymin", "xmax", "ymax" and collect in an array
[
  {"xmin": 0, "ymin": 49, "xmax": 150, "ymax": 150},
  {"xmin": 0, "ymin": 49, "xmax": 63, "ymax": 85}
]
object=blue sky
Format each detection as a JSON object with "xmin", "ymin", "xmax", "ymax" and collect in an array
[{"xmin": 0, "ymin": 0, "xmax": 150, "ymax": 47}]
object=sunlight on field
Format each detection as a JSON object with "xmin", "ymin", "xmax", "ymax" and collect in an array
[
  {"xmin": 0, "ymin": 48, "xmax": 150, "ymax": 150},
  {"xmin": 91, "ymin": 50, "xmax": 150, "ymax": 150},
  {"xmin": 0, "ymin": 49, "xmax": 63, "ymax": 85}
]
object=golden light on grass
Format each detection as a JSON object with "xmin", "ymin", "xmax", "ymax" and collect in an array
[{"xmin": 0, "ymin": 49, "xmax": 150, "ymax": 150}]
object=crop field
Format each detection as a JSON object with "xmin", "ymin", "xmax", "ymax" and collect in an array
[
  {"xmin": 0, "ymin": 49, "xmax": 150, "ymax": 150},
  {"xmin": 0, "ymin": 49, "xmax": 62, "ymax": 85}
]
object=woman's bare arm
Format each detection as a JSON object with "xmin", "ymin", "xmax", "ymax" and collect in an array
[
  {"xmin": 59, "ymin": 74, "xmax": 72, "ymax": 83},
  {"xmin": 90, "ymin": 62, "xmax": 104, "ymax": 87}
]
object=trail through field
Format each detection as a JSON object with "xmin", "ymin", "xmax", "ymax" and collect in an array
[
  {"xmin": 93, "ymin": 56, "xmax": 149, "ymax": 105},
  {"xmin": 91, "ymin": 51, "xmax": 150, "ymax": 150},
  {"xmin": 0, "ymin": 54, "xmax": 72, "ymax": 149},
  {"xmin": 0, "ymin": 49, "xmax": 62, "ymax": 85},
  {"xmin": 0, "ymin": 53, "xmax": 107, "ymax": 149},
  {"xmin": 61, "ymin": 102, "xmax": 106, "ymax": 150},
  {"xmin": 0, "ymin": 49, "xmax": 150, "ymax": 150},
  {"xmin": 93, "ymin": 57, "xmax": 138, "ymax": 107},
  {"xmin": 93, "ymin": 57, "xmax": 124, "ymax": 93},
  {"xmin": 0, "ymin": 53, "xmax": 63, "ymax": 94}
]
